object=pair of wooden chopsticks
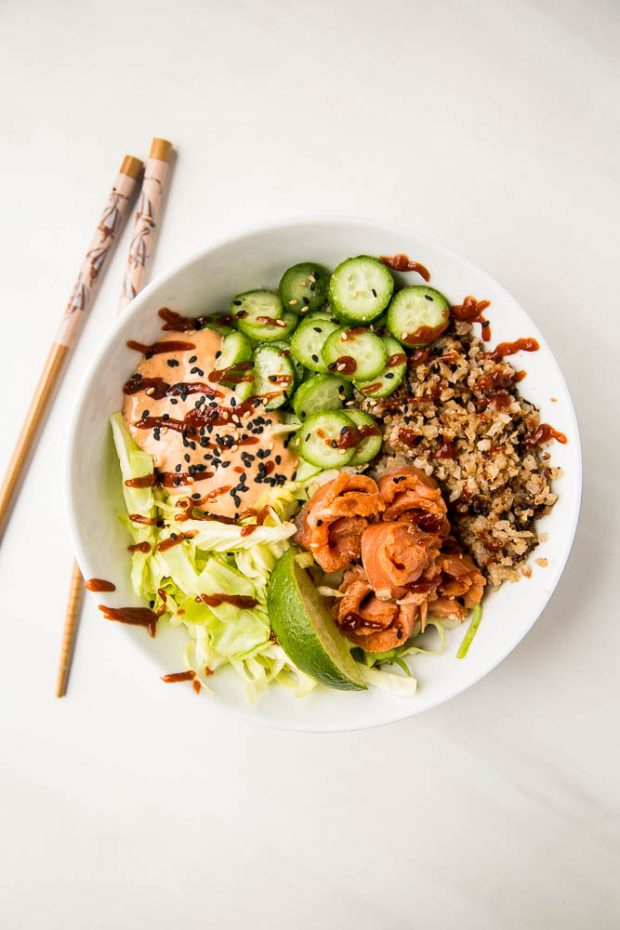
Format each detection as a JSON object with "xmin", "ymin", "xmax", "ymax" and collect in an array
[
  {"xmin": 0, "ymin": 137, "xmax": 172, "ymax": 696},
  {"xmin": 55, "ymin": 137, "xmax": 173, "ymax": 696}
]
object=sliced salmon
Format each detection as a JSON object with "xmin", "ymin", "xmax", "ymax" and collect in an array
[
  {"xmin": 439, "ymin": 551, "xmax": 486, "ymax": 607},
  {"xmin": 335, "ymin": 567, "xmax": 418, "ymax": 653},
  {"xmin": 377, "ymin": 467, "xmax": 450, "ymax": 536},
  {"xmin": 296, "ymin": 473, "xmax": 384, "ymax": 572},
  {"xmin": 361, "ymin": 521, "xmax": 439, "ymax": 600}
]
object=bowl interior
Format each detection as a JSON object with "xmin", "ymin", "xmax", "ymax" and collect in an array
[{"xmin": 67, "ymin": 218, "xmax": 581, "ymax": 731}]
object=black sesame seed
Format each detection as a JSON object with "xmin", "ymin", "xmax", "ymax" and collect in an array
[
  {"xmin": 311, "ymin": 354, "xmax": 319, "ymax": 362},
  {"xmin": 184, "ymin": 454, "xmax": 190, "ymax": 463},
  {"xmin": 309, "ymin": 283, "xmax": 316, "ymax": 291},
  {"xmin": 192, "ymin": 493, "xmax": 201, "ymax": 499},
  {"xmin": 275, "ymin": 455, "xmax": 281, "ymax": 465},
  {"xmin": 167, "ymin": 359, "xmax": 179, "ymax": 368},
  {"xmin": 170, "ymin": 398, "xmax": 178, "ymax": 405},
  {"xmin": 386, "ymin": 373, "xmax": 394, "ymax": 379},
  {"xmin": 372, "ymin": 288, "xmax": 377, "ymax": 297},
  {"xmin": 424, "ymin": 295, "xmax": 433, "ymax": 301},
  {"xmin": 233, "ymin": 299, "xmax": 242, "ymax": 306},
  {"xmin": 215, "ymin": 351, "xmax": 221, "ymax": 359},
  {"xmin": 313, "ymin": 327, "xmax": 322, "ymax": 333},
  {"xmin": 331, "ymin": 440, "xmax": 337, "ymax": 448},
  {"xmin": 141, "ymin": 409, "xmax": 150, "ymax": 418},
  {"xmin": 145, "ymin": 353, "xmax": 153, "ymax": 360},
  {"xmin": 175, "ymin": 464, "xmax": 181, "ymax": 472}
]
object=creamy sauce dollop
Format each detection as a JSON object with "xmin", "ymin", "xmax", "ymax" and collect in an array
[{"xmin": 123, "ymin": 327, "xmax": 298, "ymax": 517}]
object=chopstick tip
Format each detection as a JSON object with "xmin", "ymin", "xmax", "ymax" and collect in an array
[
  {"xmin": 150, "ymin": 138, "xmax": 173, "ymax": 162},
  {"xmin": 120, "ymin": 155, "xmax": 144, "ymax": 180}
]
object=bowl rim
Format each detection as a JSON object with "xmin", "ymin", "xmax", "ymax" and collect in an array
[{"xmin": 65, "ymin": 214, "xmax": 583, "ymax": 731}]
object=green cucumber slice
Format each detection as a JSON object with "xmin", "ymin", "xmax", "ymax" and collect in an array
[
  {"xmin": 344, "ymin": 409, "xmax": 383, "ymax": 465},
  {"xmin": 237, "ymin": 309, "xmax": 298, "ymax": 342},
  {"xmin": 268, "ymin": 340, "xmax": 305, "ymax": 385},
  {"xmin": 355, "ymin": 335, "xmax": 407, "ymax": 398},
  {"xmin": 290, "ymin": 317, "xmax": 340, "ymax": 373},
  {"xmin": 386, "ymin": 286, "xmax": 450, "ymax": 346},
  {"xmin": 279, "ymin": 262, "xmax": 330, "ymax": 314},
  {"xmin": 230, "ymin": 289, "xmax": 282, "ymax": 326},
  {"xmin": 292, "ymin": 373, "xmax": 352, "ymax": 421},
  {"xmin": 328, "ymin": 256, "xmax": 394, "ymax": 323},
  {"xmin": 252, "ymin": 344, "xmax": 296, "ymax": 410},
  {"xmin": 321, "ymin": 326, "xmax": 388, "ymax": 382},
  {"xmin": 293, "ymin": 411, "xmax": 357, "ymax": 468}
]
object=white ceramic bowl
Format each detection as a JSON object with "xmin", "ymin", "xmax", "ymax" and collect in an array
[{"xmin": 67, "ymin": 217, "xmax": 581, "ymax": 731}]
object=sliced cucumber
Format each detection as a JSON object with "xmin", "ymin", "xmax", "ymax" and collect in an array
[
  {"xmin": 329, "ymin": 256, "xmax": 394, "ymax": 323},
  {"xmin": 252, "ymin": 345, "xmax": 296, "ymax": 410},
  {"xmin": 345, "ymin": 409, "xmax": 383, "ymax": 466},
  {"xmin": 294, "ymin": 411, "xmax": 357, "ymax": 468},
  {"xmin": 230, "ymin": 289, "xmax": 282, "ymax": 327},
  {"xmin": 237, "ymin": 309, "xmax": 298, "ymax": 343},
  {"xmin": 303, "ymin": 309, "xmax": 338, "ymax": 324},
  {"xmin": 290, "ymin": 316, "xmax": 341, "ymax": 373},
  {"xmin": 268, "ymin": 340, "xmax": 305, "ymax": 385},
  {"xmin": 214, "ymin": 331, "xmax": 252, "ymax": 370},
  {"xmin": 355, "ymin": 335, "xmax": 407, "ymax": 398},
  {"xmin": 279, "ymin": 262, "xmax": 330, "ymax": 314},
  {"xmin": 292, "ymin": 373, "xmax": 352, "ymax": 421},
  {"xmin": 386, "ymin": 286, "xmax": 450, "ymax": 347},
  {"xmin": 321, "ymin": 326, "xmax": 388, "ymax": 382}
]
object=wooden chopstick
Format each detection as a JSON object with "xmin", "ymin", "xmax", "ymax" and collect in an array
[
  {"xmin": 0, "ymin": 155, "xmax": 143, "ymax": 542},
  {"xmin": 56, "ymin": 138, "xmax": 173, "ymax": 698},
  {"xmin": 55, "ymin": 562, "xmax": 86, "ymax": 698}
]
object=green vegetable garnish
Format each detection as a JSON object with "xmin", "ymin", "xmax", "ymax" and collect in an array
[{"xmin": 456, "ymin": 604, "xmax": 483, "ymax": 659}]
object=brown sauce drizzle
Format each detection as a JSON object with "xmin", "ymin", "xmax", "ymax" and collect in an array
[
  {"xmin": 156, "ymin": 531, "xmax": 197, "ymax": 552},
  {"xmin": 123, "ymin": 377, "xmax": 219, "ymax": 401},
  {"xmin": 208, "ymin": 361, "xmax": 254, "ymax": 384},
  {"xmin": 343, "ymin": 326, "xmax": 368, "ymax": 338},
  {"xmin": 240, "ymin": 524, "xmax": 258, "ymax": 537},
  {"xmin": 161, "ymin": 670, "xmax": 195, "ymax": 683},
  {"xmin": 380, "ymin": 254, "xmax": 431, "ymax": 281},
  {"xmin": 487, "ymin": 338, "xmax": 540, "ymax": 362},
  {"xmin": 129, "ymin": 513, "xmax": 159, "ymax": 525},
  {"xmin": 328, "ymin": 356, "xmax": 357, "ymax": 375},
  {"xmin": 127, "ymin": 339, "xmax": 196, "ymax": 355},
  {"xmin": 359, "ymin": 382, "xmax": 382, "ymax": 394},
  {"xmin": 204, "ymin": 484, "xmax": 233, "ymax": 501},
  {"xmin": 85, "ymin": 578, "xmax": 116, "ymax": 592},
  {"xmin": 196, "ymin": 593, "xmax": 258, "ymax": 609},
  {"xmin": 98, "ymin": 605, "xmax": 158, "ymax": 637},
  {"xmin": 475, "ymin": 368, "xmax": 522, "ymax": 393},
  {"xmin": 436, "ymin": 437, "xmax": 457, "ymax": 459},
  {"xmin": 328, "ymin": 423, "xmax": 380, "ymax": 450},
  {"xmin": 387, "ymin": 352, "xmax": 406, "ymax": 367},
  {"xmin": 398, "ymin": 427, "xmax": 419, "ymax": 448},
  {"xmin": 128, "ymin": 541, "xmax": 151, "ymax": 553},
  {"xmin": 451, "ymin": 295, "xmax": 491, "ymax": 324},
  {"xmin": 158, "ymin": 307, "xmax": 231, "ymax": 332},
  {"xmin": 124, "ymin": 474, "xmax": 156, "ymax": 488},
  {"xmin": 402, "ymin": 323, "xmax": 448, "ymax": 346},
  {"xmin": 524, "ymin": 423, "xmax": 568, "ymax": 448}
]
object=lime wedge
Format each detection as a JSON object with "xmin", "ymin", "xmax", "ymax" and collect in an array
[{"xmin": 267, "ymin": 548, "xmax": 367, "ymax": 691}]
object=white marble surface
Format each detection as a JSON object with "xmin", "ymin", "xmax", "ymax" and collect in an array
[{"xmin": 1, "ymin": 1, "xmax": 619, "ymax": 927}]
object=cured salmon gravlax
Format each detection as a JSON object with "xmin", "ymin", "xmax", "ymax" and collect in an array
[{"xmin": 296, "ymin": 467, "xmax": 485, "ymax": 652}]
